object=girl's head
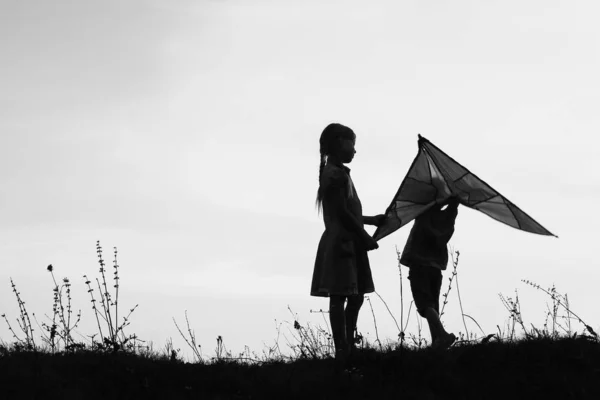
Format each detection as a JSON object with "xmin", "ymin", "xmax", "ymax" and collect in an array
[
  {"xmin": 319, "ymin": 123, "xmax": 356, "ymax": 165},
  {"xmin": 315, "ymin": 123, "xmax": 356, "ymax": 211}
]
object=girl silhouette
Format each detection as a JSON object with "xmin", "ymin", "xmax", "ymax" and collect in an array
[{"xmin": 311, "ymin": 123, "xmax": 385, "ymax": 365}]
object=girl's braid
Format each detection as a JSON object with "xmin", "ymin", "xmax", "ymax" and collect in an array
[
  {"xmin": 318, "ymin": 149, "xmax": 326, "ymax": 186},
  {"xmin": 316, "ymin": 147, "xmax": 327, "ymax": 213}
]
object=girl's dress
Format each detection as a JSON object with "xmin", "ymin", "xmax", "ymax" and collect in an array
[{"xmin": 310, "ymin": 162, "xmax": 375, "ymax": 297}]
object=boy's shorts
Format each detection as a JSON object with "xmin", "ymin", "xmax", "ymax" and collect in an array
[{"xmin": 408, "ymin": 266, "xmax": 443, "ymax": 318}]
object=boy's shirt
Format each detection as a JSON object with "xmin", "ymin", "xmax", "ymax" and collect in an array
[{"xmin": 400, "ymin": 204, "xmax": 458, "ymax": 270}]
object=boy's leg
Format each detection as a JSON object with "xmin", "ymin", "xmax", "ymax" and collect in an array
[
  {"xmin": 430, "ymin": 270, "xmax": 456, "ymax": 349},
  {"xmin": 424, "ymin": 307, "xmax": 444, "ymax": 342},
  {"xmin": 428, "ymin": 269, "xmax": 445, "ymax": 342},
  {"xmin": 410, "ymin": 266, "xmax": 453, "ymax": 346},
  {"xmin": 409, "ymin": 267, "xmax": 436, "ymax": 339},
  {"xmin": 345, "ymin": 294, "xmax": 364, "ymax": 352},
  {"xmin": 329, "ymin": 295, "xmax": 347, "ymax": 358}
]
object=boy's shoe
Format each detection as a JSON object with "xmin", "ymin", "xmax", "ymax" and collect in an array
[{"xmin": 432, "ymin": 332, "xmax": 456, "ymax": 350}]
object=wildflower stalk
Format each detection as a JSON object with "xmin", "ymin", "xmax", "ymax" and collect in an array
[
  {"xmin": 83, "ymin": 274, "xmax": 104, "ymax": 343},
  {"xmin": 113, "ymin": 246, "xmax": 120, "ymax": 343},
  {"xmin": 8, "ymin": 278, "xmax": 36, "ymax": 350},
  {"xmin": 396, "ymin": 246, "xmax": 406, "ymax": 345},
  {"xmin": 173, "ymin": 310, "xmax": 203, "ymax": 363},
  {"xmin": 366, "ymin": 296, "xmax": 382, "ymax": 350},
  {"xmin": 522, "ymin": 279, "xmax": 598, "ymax": 339},
  {"xmin": 439, "ymin": 250, "xmax": 458, "ymax": 320},
  {"xmin": 96, "ymin": 241, "xmax": 115, "ymax": 341},
  {"xmin": 83, "ymin": 241, "xmax": 138, "ymax": 351},
  {"xmin": 451, "ymin": 250, "xmax": 470, "ymax": 338}
]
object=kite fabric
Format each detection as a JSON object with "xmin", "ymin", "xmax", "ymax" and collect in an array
[{"xmin": 372, "ymin": 135, "xmax": 557, "ymax": 242}]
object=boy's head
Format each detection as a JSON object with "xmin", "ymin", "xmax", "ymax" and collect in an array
[{"xmin": 319, "ymin": 123, "xmax": 356, "ymax": 164}]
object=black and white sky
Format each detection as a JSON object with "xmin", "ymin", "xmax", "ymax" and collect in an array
[{"xmin": 1, "ymin": 0, "xmax": 599, "ymax": 359}]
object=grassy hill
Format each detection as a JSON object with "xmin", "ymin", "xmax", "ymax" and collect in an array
[
  {"xmin": 2, "ymin": 243, "xmax": 598, "ymax": 399},
  {"xmin": 1, "ymin": 335, "xmax": 599, "ymax": 400}
]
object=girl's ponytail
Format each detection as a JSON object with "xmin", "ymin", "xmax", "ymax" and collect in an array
[{"xmin": 315, "ymin": 150, "xmax": 327, "ymax": 214}]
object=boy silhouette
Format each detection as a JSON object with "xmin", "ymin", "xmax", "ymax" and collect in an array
[{"xmin": 400, "ymin": 196, "xmax": 460, "ymax": 349}]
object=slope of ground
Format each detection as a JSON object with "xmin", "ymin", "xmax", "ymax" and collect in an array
[{"xmin": 1, "ymin": 336, "xmax": 599, "ymax": 399}]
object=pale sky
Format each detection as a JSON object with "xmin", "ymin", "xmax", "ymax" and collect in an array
[{"xmin": 1, "ymin": 0, "xmax": 599, "ymax": 360}]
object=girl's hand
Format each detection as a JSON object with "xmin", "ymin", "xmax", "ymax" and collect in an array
[
  {"xmin": 362, "ymin": 234, "xmax": 379, "ymax": 251},
  {"xmin": 373, "ymin": 214, "xmax": 386, "ymax": 228}
]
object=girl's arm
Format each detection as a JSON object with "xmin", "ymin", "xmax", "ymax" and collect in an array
[
  {"xmin": 322, "ymin": 167, "xmax": 378, "ymax": 248},
  {"xmin": 363, "ymin": 215, "xmax": 386, "ymax": 226},
  {"xmin": 363, "ymin": 216, "xmax": 376, "ymax": 226},
  {"xmin": 333, "ymin": 198, "xmax": 373, "ymax": 242}
]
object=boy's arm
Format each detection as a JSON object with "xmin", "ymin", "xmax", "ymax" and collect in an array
[{"xmin": 445, "ymin": 202, "xmax": 458, "ymax": 220}]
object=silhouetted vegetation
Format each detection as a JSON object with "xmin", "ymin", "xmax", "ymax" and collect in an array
[{"xmin": 1, "ymin": 242, "xmax": 598, "ymax": 399}]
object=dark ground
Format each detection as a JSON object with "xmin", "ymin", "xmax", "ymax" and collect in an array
[{"xmin": 1, "ymin": 336, "xmax": 599, "ymax": 400}]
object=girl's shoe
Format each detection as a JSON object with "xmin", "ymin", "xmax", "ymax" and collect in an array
[{"xmin": 334, "ymin": 348, "xmax": 348, "ymax": 372}]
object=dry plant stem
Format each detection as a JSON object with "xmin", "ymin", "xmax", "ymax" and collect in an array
[
  {"xmin": 164, "ymin": 337, "xmax": 180, "ymax": 361},
  {"xmin": 396, "ymin": 246, "xmax": 405, "ymax": 345},
  {"xmin": 500, "ymin": 291, "xmax": 520, "ymax": 339},
  {"xmin": 46, "ymin": 269, "xmax": 81, "ymax": 349},
  {"xmin": 463, "ymin": 314, "xmax": 485, "ymax": 336},
  {"xmin": 416, "ymin": 309, "xmax": 423, "ymax": 348},
  {"xmin": 374, "ymin": 291, "xmax": 401, "ymax": 333},
  {"xmin": 551, "ymin": 286, "xmax": 558, "ymax": 336},
  {"xmin": 440, "ymin": 250, "xmax": 459, "ymax": 320},
  {"xmin": 309, "ymin": 308, "xmax": 331, "ymax": 337},
  {"xmin": 366, "ymin": 296, "xmax": 381, "ymax": 350},
  {"xmin": 287, "ymin": 307, "xmax": 331, "ymax": 359},
  {"xmin": 1, "ymin": 313, "xmax": 23, "ymax": 345},
  {"xmin": 173, "ymin": 311, "xmax": 202, "ymax": 362},
  {"xmin": 6, "ymin": 279, "xmax": 36, "ymax": 350},
  {"xmin": 113, "ymin": 247, "xmax": 120, "ymax": 343},
  {"xmin": 96, "ymin": 278, "xmax": 112, "ymax": 332},
  {"xmin": 84, "ymin": 274, "xmax": 105, "ymax": 343},
  {"xmin": 116, "ymin": 305, "xmax": 137, "ymax": 334},
  {"xmin": 32, "ymin": 314, "xmax": 54, "ymax": 352},
  {"xmin": 96, "ymin": 242, "xmax": 115, "ymax": 341},
  {"xmin": 49, "ymin": 271, "xmax": 68, "ymax": 340},
  {"xmin": 404, "ymin": 301, "xmax": 414, "ymax": 334},
  {"xmin": 522, "ymin": 279, "xmax": 597, "ymax": 338},
  {"xmin": 451, "ymin": 250, "xmax": 470, "ymax": 338},
  {"xmin": 565, "ymin": 294, "xmax": 572, "ymax": 335},
  {"xmin": 499, "ymin": 294, "xmax": 516, "ymax": 340},
  {"xmin": 213, "ymin": 335, "xmax": 231, "ymax": 361},
  {"xmin": 83, "ymin": 241, "xmax": 138, "ymax": 350},
  {"xmin": 267, "ymin": 320, "xmax": 285, "ymax": 360},
  {"xmin": 309, "ymin": 309, "xmax": 334, "ymax": 355}
]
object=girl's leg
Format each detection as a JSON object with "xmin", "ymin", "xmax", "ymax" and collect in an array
[
  {"xmin": 329, "ymin": 295, "xmax": 347, "ymax": 357},
  {"xmin": 345, "ymin": 294, "xmax": 364, "ymax": 352}
]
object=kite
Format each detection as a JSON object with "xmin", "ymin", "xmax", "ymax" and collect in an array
[{"xmin": 372, "ymin": 134, "xmax": 557, "ymax": 242}]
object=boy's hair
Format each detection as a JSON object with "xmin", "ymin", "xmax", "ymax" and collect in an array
[{"xmin": 315, "ymin": 123, "xmax": 356, "ymax": 213}]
